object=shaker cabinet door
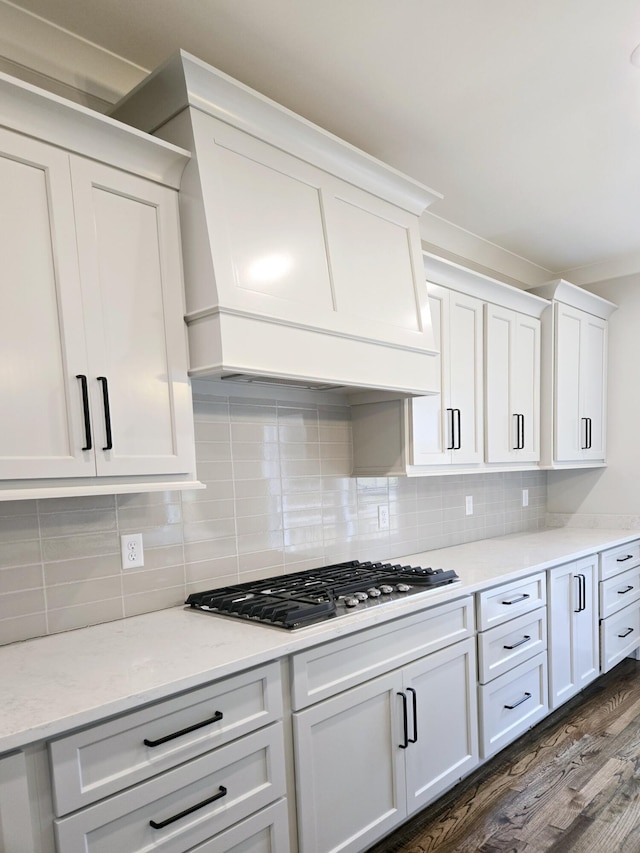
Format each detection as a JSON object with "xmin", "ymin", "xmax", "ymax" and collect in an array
[
  {"xmin": 0, "ymin": 128, "xmax": 94, "ymax": 480},
  {"xmin": 70, "ymin": 158, "xmax": 194, "ymax": 477}
]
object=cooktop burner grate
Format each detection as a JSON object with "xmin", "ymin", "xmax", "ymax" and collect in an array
[{"xmin": 185, "ymin": 559, "xmax": 459, "ymax": 629}]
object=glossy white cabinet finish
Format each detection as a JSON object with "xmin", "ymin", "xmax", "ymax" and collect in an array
[
  {"xmin": 547, "ymin": 556, "xmax": 599, "ymax": 709},
  {"xmin": 0, "ymin": 70, "xmax": 200, "ymax": 499},
  {"xmin": 411, "ymin": 284, "xmax": 484, "ymax": 466},
  {"xmin": 485, "ymin": 304, "xmax": 541, "ymax": 464},
  {"xmin": 476, "ymin": 573, "xmax": 546, "ymax": 632},
  {"xmin": 529, "ymin": 279, "xmax": 616, "ymax": 468},
  {"xmin": 111, "ymin": 51, "xmax": 441, "ymax": 395},
  {"xmin": 293, "ymin": 635, "xmax": 477, "ymax": 853},
  {"xmin": 477, "ymin": 608, "xmax": 547, "ymax": 684}
]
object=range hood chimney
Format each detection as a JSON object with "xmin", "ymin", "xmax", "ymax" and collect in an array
[{"xmin": 111, "ymin": 51, "xmax": 443, "ymax": 396}]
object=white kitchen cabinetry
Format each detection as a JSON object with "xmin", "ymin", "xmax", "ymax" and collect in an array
[
  {"xmin": 485, "ymin": 304, "xmax": 541, "ymax": 464},
  {"xmin": 292, "ymin": 599, "xmax": 478, "ymax": 853},
  {"xmin": 110, "ymin": 51, "xmax": 441, "ymax": 395},
  {"xmin": 351, "ymin": 253, "xmax": 547, "ymax": 476},
  {"xmin": 0, "ymin": 71, "xmax": 200, "ymax": 500},
  {"xmin": 547, "ymin": 556, "xmax": 599, "ymax": 710},
  {"xmin": 528, "ymin": 280, "xmax": 616, "ymax": 467},
  {"xmin": 476, "ymin": 574, "xmax": 548, "ymax": 758},
  {"xmin": 598, "ymin": 541, "xmax": 640, "ymax": 672},
  {"xmin": 411, "ymin": 283, "xmax": 484, "ymax": 466},
  {"xmin": 49, "ymin": 663, "xmax": 289, "ymax": 853}
]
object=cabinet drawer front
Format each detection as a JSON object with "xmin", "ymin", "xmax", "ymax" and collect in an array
[
  {"xmin": 600, "ymin": 566, "xmax": 640, "ymax": 619},
  {"xmin": 600, "ymin": 603, "xmax": 640, "ymax": 673},
  {"xmin": 50, "ymin": 663, "xmax": 282, "ymax": 815},
  {"xmin": 477, "ymin": 608, "xmax": 547, "ymax": 684},
  {"xmin": 476, "ymin": 574, "xmax": 546, "ymax": 631},
  {"xmin": 182, "ymin": 799, "xmax": 289, "ymax": 853},
  {"xmin": 291, "ymin": 597, "xmax": 474, "ymax": 710},
  {"xmin": 600, "ymin": 541, "xmax": 640, "ymax": 580},
  {"xmin": 478, "ymin": 652, "xmax": 548, "ymax": 759},
  {"xmin": 54, "ymin": 723, "xmax": 286, "ymax": 853}
]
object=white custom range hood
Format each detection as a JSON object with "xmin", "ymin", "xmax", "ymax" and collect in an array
[{"xmin": 112, "ymin": 51, "xmax": 442, "ymax": 395}]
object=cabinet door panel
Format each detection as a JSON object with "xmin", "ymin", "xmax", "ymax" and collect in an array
[
  {"xmin": 404, "ymin": 638, "xmax": 478, "ymax": 813},
  {"xmin": 514, "ymin": 314, "xmax": 541, "ymax": 461},
  {"xmin": 448, "ymin": 292, "xmax": 483, "ymax": 464},
  {"xmin": 484, "ymin": 305, "xmax": 514, "ymax": 463},
  {"xmin": 555, "ymin": 304, "xmax": 584, "ymax": 461},
  {"xmin": 294, "ymin": 671, "xmax": 406, "ymax": 853},
  {"xmin": 0, "ymin": 129, "xmax": 92, "ymax": 479},
  {"xmin": 71, "ymin": 158, "xmax": 194, "ymax": 476},
  {"xmin": 582, "ymin": 315, "xmax": 607, "ymax": 461},
  {"xmin": 411, "ymin": 284, "xmax": 448, "ymax": 463}
]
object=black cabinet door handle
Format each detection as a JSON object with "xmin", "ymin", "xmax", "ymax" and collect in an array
[
  {"xmin": 446, "ymin": 408, "xmax": 455, "ymax": 450},
  {"xmin": 618, "ymin": 585, "xmax": 634, "ymax": 595},
  {"xmin": 618, "ymin": 627, "xmax": 634, "ymax": 639},
  {"xmin": 581, "ymin": 417, "xmax": 589, "ymax": 450},
  {"xmin": 397, "ymin": 692, "xmax": 409, "ymax": 749},
  {"xmin": 75, "ymin": 374, "xmax": 92, "ymax": 451},
  {"xmin": 574, "ymin": 573, "xmax": 586, "ymax": 613},
  {"xmin": 504, "ymin": 692, "xmax": 532, "ymax": 710},
  {"xmin": 96, "ymin": 377, "xmax": 113, "ymax": 450},
  {"xmin": 501, "ymin": 593, "xmax": 530, "ymax": 605},
  {"xmin": 454, "ymin": 409, "xmax": 462, "ymax": 450},
  {"xmin": 617, "ymin": 555, "xmax": 634, "ymax": 563},
  {"xmin": 503, "ymin": 635, "xmax": 531, "ymax": 650},
  {"xmin": 143, "ymin": 710, "xmax": 223, "ymax": 747},
  {"xmin": 587, "ymin": 417, "xmax": 592, "ymax": 449},
  {"xmin": 149, "ymin": 785, "xmax": 227, "ymax": 830},
  {"xmin": 407, "ymin": 687, "xmax": 418, "ymax": 744},
  {"xmin": 520, "ymin": 414, "xmax": 525, "ymax": 450},
  {"xmin": 512, "ymin": 413, "xmax": 520, "ymax": 450}
]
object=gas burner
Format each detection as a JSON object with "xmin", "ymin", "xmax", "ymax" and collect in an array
[{"xmin": 185, "ymin": 560, "xmax": 459, "ymax": 630}]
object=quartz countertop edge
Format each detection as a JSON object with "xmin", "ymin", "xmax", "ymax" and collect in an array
[{"xmin": 2, "ymin": 527, "xmax": 638, "ymax": 754}]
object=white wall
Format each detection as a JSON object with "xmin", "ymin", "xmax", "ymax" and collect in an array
[{"xmin": 547, "ymin": 273, "xmax": 640, "ymax": 523}]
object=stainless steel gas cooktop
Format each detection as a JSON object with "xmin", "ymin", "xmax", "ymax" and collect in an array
[{"xmin": 185, "ymin": 559, "xmax": 460, "ymax": 630}]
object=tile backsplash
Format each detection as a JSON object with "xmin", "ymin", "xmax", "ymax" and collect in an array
[{"xmin": 0, "ymin": 383, "xmax": 547, "ymax": 645}]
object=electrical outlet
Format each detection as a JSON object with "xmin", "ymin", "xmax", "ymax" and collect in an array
[
  {"xmin": 522, "ymin": 489, "xmax": 529, "ymax": 507},
  {"xmin": 465, "ymin": 495, "xmax": 473, "ymax": 516},
  {"xmin": 121, "ymin": 533, "xmax": 144, "ymax": 569},
  {"xmin": 378, "ymin": 504, "xmax": 390, "ymax": 530}
]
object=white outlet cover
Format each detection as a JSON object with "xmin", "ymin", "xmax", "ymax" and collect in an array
[
  {"xmin": 121, "ymin": 533, "xmax": 144, "ymax": 569},
  {"xmin": 465, "ymin": 496, "xmax": 473, "ymax": 516}
]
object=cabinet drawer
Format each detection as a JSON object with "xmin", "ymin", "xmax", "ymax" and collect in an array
[
  {"xmin": 478, "ymin": 652, "xmax": 548, "ymax": 759},
  {"xmin": 600, "ymin": 565, "xmax": 640, "ymax": 619},
  {"xmin": 477, "ymin": 608, "xmax": 547, "ymax": 684},
  {"xmin": 600, "ymin": 541, "xmax": 640, "ymax": 581},
  {"xmin": 181, "ymin": 799, "xmax": 289, "ymax": 853},
  {"xmin": 49, "ymin": 662, "xmax": 282, "ymax": 815},
  {"xmin": 600, "ymin": 603, "xmax": 640, "ymax": 673},
  {"xmin": 290, "ymin": 597, "xmax": 474, "ymax": 710},
  {"xmin": 54, "ymin": 723, "xmax": 286, "ymax": 853},
  {"xmin": 476, "ymin": 574, "xmax": 546, "ymax": 631}
]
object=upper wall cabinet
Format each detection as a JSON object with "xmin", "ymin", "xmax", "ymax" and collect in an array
[
  {"xmin": 351, "ymin": 254, "xmax": 547, "ymax": 477},
  {"xmin": 528, "ymin": 280, "xmax": 617, "ymax": 468},
  {"xmin": 0, "ymin": 72, "xmax": 200, "ymax": 500},
  {"xmin": 110, "ymin": 51, "xmax": 442, "ymax": 396}
]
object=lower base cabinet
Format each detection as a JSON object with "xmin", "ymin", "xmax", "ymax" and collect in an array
[
  {"xmin": 293, "ymin": 637, "xmax": 478, "ymax": 853},
  {"xmin": 548, "ymin": 556, "xmax": 599, "ymax": 709}
]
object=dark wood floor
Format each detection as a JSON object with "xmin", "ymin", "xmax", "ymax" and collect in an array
[{"xmin": 368, "ymin": 658, "xmax": 640, "ymax": 853}]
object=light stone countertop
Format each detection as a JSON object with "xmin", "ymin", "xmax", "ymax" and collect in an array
[{"xmin": 2, "ymin": 527, "xmax": 639, "ymax": 754}]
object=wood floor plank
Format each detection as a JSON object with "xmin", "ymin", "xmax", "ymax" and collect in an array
[{"xmin": 367, "ymin": 659, "xmax": 640, "ymax": 853}]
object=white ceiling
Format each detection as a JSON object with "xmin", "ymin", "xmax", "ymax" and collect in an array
[{"xmin": 8, "ymin": 0, "xmax": 640, "ymax": 274}]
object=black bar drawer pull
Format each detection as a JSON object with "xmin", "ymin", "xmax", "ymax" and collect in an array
[
  {"xmin": 504, "ymin": 692, "xmax": 532, "ymax": 710},
  {"xmin": 397, "ymin": 692, "xmax": 409, "ymax": 748},
  {"xmin": 618, "ymin": 627, "xmax": 635, "ymax": 639},
  {"xmin": 446, "ymin": 408, "xmax": 455, "ymax": 450},
  {"xmin": 618, "ymin": 586, "xmax": 634, "ymax": 595},
  {"xmin": 150, "ymin": 785, "xmax": 227, "ymax": 830},
  {"xmin": 503, "ymin": 635, "xmax": 531, "ymax": 650},
  {"xmin": 76, "ymin": 374, "xmax": 92, "ymax": 451},
  {"xmin": 617, "ymin": 555, "xmax": 634, "ymax": 563},
  {"xmin": 501, "ymin": 593, "xmax": 530, "ymax": 605},
  {"xmin": 512, "ymin": 413, "xmax": 520, "ymax": 450},
  {"xmin": 144, "ymin": 710, "xmax": 223, "ymax": 747}
]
